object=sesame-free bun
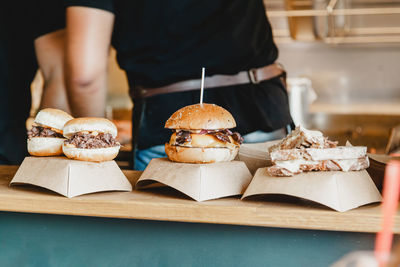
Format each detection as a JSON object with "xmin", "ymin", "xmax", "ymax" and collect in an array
[
  {"xmin": 165, "ymin": 143, "xmax": 238, "ymax": 163},
  {"xmin": 63, "ymin": 117, "xmax": 118, "ymax": 138},
  {"xmin": 62, "ymin": 144, "xmax": 120, "ymax": 162},
  {"xmin": 27, "ymin": 137, "xmax": 65, "ymax": 156},
  {"xmin": 165, "ymin": 103, "xmax": 236, "ymax": 130},
  {"xmin": 35, "ymin": 108, "xmax": 73, "ymax": 133}
]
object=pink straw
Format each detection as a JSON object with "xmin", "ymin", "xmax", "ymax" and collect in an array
[{"xmin": 375, "ymin": 160, "xmax": 400, "ymax": 267}]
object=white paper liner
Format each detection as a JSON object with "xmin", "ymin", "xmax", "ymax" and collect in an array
[{"xmin": 237, "ymin": 140, "xmax": 279, "ymax": 174}]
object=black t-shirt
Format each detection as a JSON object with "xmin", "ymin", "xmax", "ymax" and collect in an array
[
  {"xmin": 65, "ymin": 0, "xmax": 293, "ymax": 149},
  {"xmin": 65, "ymin": 0, "xmax": 278, "ymax": 87},
  {"xmin": 33, "ymin": 0, "xmax": 66, "ymax": 39}
]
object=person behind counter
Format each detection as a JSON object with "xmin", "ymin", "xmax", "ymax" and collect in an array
[
  {"xmin": 0, "ymin": 3, "xmax": 37, "ymax": 164},
  {"xmin": 0, "ymin": 1, "xmax": 69, "ymax": 164},
  {"xmin": 64, "ymin": 0, "xmax": 294, "ymax": 170},
  {"xmin": 33, "ymin": 1, "xmax": 71, "ymax": 114}
]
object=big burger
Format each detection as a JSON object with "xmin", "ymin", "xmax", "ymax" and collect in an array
[
  {"xmin": 165, "ymin": 103, "xmax": 243, "ymax": 163},
  {"xmin": 27, "ymin": 108, "xmax": 73, "ymax": 156},
  {"xmin": 62, "ymin": 117, "xmax": 120, "ymax": 162}
]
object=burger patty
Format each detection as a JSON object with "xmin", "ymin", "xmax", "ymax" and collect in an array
[
  {"xmin": 174, "ymin": 129, "xmax": 243, "ymax": 146},
  {"xmin": 27, "ymin": 126, "xmax": 64, "ymax": 139},
  {"xmin": 64, "ymin": 132, "xmax": 118, "ymax": 149}
]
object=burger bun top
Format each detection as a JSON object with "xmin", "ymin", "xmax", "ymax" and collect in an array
[
  {"xmin": 63, "ymin": 117, "xmax": 118, "ymax": 138},
  {"xmin": 34, "ymin": 108, "xmax": 74, "ymax": 132},
  {"xmin": 165, "ymin": 103, "xmax": 236, "ymax": 130}
]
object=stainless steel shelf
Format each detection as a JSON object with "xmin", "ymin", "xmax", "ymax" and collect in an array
[{"xmin": 266, "ymin": 0, "xmax": 400, "ymax": 44}]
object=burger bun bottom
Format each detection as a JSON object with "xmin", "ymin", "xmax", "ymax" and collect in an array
[
  {"xmin": 165, "ymin": 143, "xmax": 238, "ymax": 163},
  {"xmin": 27, "ymin": 137, "xmax": 65, "ymax": 156},
  {"xmin": 62, "ymin": 144, "xmax": 120, "ymax": 162}
]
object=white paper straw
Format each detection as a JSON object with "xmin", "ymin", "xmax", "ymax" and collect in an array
[{"xmin": 200, "ymin": 67, "xmax": 205, "ymax": 105}]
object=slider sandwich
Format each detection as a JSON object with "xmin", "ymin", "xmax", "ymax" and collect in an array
[
  {"xmin": 27, "ymin": 108, "xmax": 73, "ymax": 156},
  {"xmin": 165, "ymin": 103, "xmax": 243, "ymax": 163},
  {"xmin": 62, "ymin": 118, "xmax": 120, "ymax": 162},
  {"xmin": 266, "ymin": 126, "xmax": 369, "ymax": 177}
]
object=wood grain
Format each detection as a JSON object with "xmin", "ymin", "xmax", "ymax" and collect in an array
[{"xmin": 0, "ymin": 165, "xmax": 397, "ymax": 233}]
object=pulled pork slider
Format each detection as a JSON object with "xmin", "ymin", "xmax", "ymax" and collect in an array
[
  {"xmin": 62, "ymin": 118, "xmax": 120, "ymax": 162},
  {"xmin": 165, "ymin": 103, "xmax": 243, "ymax": 163},
  {"xmin": 27, "ymin": 108, "xmax": 73, "ymax": 156}
]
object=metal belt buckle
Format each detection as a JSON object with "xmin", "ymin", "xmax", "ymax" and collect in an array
[{"xmin": 248, "ymin": 68, "xmax": 259, "ymax": 84}]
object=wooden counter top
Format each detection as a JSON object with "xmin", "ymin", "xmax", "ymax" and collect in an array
[{"xmin": 0, "ymin": 166, "xmax": 397, "ymax": 233}]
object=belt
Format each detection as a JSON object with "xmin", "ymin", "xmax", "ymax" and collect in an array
[{"xmin": 133, "ymin": 63, "xmax": 286, "ymax": 98}]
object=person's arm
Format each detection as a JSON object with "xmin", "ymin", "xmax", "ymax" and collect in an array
[
  {"xmin": 65, "ymin": 6, "xmax": 114, "ymax": 117},
  {"xmin": 34, "ymin": 29, "xmax": 71, "ymax": 113}
]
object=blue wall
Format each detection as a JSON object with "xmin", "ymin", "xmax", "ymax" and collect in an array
[{"xmin": 0, "ymin": 211, "xmax": 376, "ymax": 267}]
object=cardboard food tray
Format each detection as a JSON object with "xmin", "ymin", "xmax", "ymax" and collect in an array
[
  {"xmin": 238, "ymin": 141, "xmax": 382, "ymax": 211},
  {"xmin": 242, "ymin": 168, "xmax": 382, "ymax": 212},
  {"xmin": 136, "ymin": 158, "xmax": 252, "ymax": 201},
  {"xmin": 10, "ymin": 157, "xmax": 132, "ymax": 198}
]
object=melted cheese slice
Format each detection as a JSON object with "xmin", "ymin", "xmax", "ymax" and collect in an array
[{"xmin": 169, "ymin": 133, "xmax": 238, "ymax": 148}]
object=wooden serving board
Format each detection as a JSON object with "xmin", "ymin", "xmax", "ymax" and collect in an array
[{"xmin": 0, "ymin": 165, "xmax": 397, "ymax": 233}]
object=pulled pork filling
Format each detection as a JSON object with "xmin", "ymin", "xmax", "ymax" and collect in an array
[
  {"xmin": 27, "ymin": 126, "xmax": 64, "ymax": 139},
  {"xmin": 174, "ymin": 129, "xmax": 243, "ymax": 146},
  {"xmin": 64, "ymin": 132, "xmax": 118, "ymax": 149}
]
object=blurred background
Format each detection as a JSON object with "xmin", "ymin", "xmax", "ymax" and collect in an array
[{"xmin": 30, "ymin": 0, "xmax": 400, "ymax": 162}]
